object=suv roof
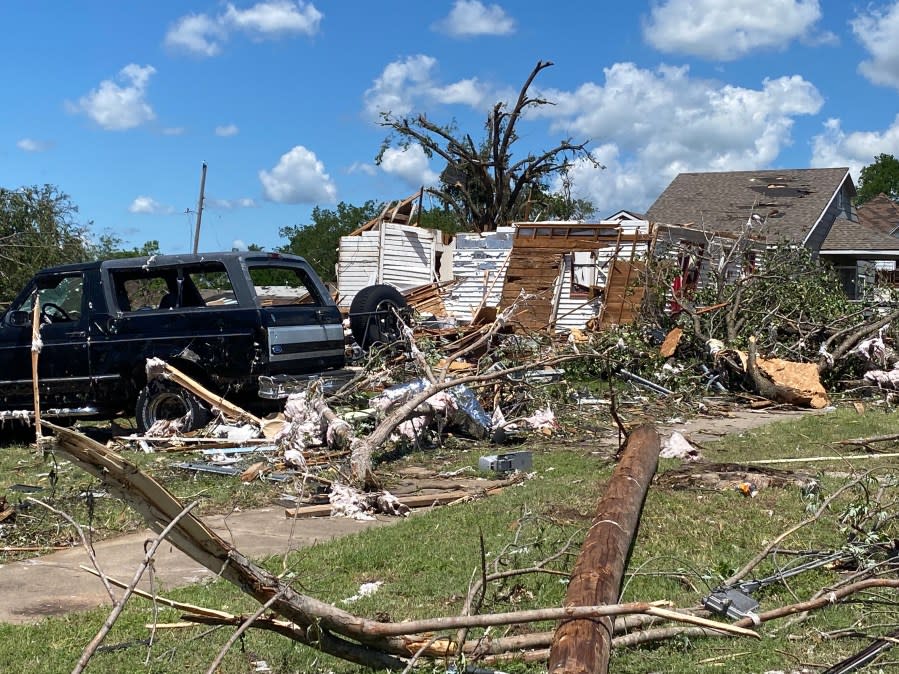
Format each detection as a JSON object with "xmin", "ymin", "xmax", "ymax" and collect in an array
[{"xmin": 36, "ymin": 251, "xmax": 311, "ymax": 276}]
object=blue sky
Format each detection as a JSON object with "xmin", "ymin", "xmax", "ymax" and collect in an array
[{"xmin": 3, "ymin": 1, "xmax": 899, "ymax": 254}]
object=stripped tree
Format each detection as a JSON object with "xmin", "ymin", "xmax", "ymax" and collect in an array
[{"xmin": 377, "ymin": 60, "xmax": 601, "ymax": 232}]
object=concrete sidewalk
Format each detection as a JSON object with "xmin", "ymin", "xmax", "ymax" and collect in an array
[{"xmin": 0, "ymin": 508, "xmax": 383, "ymax": 624}]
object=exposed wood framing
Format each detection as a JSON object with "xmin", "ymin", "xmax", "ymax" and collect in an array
[{"xmin": 500, "ymin": 223, "xmax": 654, "ymax": 333}]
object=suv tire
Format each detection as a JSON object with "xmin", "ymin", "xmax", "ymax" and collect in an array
[
  {"xmin": 349, "ymin": 284, "xmax": 409, "ymax": 350},
  {"xmin": 136, "ymin": 379, "xmax": 210, "ymax": 433}
]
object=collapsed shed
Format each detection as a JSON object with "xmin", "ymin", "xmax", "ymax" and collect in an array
[{"xmin": 336, "ymin": 193, "xmax": 455, "ymax": 310}]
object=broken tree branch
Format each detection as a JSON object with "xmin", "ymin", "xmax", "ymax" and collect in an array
[
  {"xmin": 721, "ymin": 473, "xmax": 876, "ymax": 587},
  {"xmin": 204, "ymin": 588, "xmax": 286, "ymax": 674},
  {"xmin": 72, "ymin": 500, "xmax": 199, "ymax": 674}
]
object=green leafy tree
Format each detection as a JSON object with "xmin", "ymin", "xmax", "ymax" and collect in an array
[
  {"xmin": 89, "ymin": 232, "xmax": 161, "ymax": 259},
  {"xmin": 280, "ymin": 201, "xmax": 382, "ymax": 282},
  {"xmin": 0, "ymin": 185, "xmax": 91, "ymax": 303},
  {"xmin": 377, "ymin": 60, "xmax": 601, "ymax": 232},
  {"xmin": 856, "ymin": 153, "xmax": 899, "ymax": 206}
]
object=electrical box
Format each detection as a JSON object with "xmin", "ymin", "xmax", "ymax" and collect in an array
[{"xmin": 478, "ymin": 451, "xmax": 533, "ymax": 474}]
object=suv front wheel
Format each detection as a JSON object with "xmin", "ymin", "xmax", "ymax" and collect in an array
[{"xmin": 136, "ymin": 379, "xmax": 210, "ymax": 433}]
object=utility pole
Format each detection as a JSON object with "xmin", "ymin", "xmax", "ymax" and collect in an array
[{"xmin": 192, "ymin": 161, "xmax": 207, "ymax": 254}]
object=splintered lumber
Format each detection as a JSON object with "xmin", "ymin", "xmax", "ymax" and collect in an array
[
  {"xmin": 548, "ymin": 425, "xmax": 661, "ymax": 674},
  {"xmin": 146, "ymin": 358, "xmax": 263, "ymax": 426},
  {"xmin": 31, "ymin": 299, "xmax": 43, "ymax": 439}
]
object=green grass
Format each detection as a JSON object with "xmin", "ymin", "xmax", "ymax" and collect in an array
[
  {"xmin": 0, "ymin": 404, "xmax": 897, "ymax": 673},
  {"xmin": 0, "ymin": 423, "xmax": 305, "ymax": 561}
]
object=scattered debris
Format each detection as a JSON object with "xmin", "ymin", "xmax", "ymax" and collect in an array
[
  {"xmin": 342, "ymin": 581, "xmax": 384, "ymax": 604},
  {"xmin": 659, "ymin": 431, "xmax": 701, "ymax": 461},
  {"xmin": 478, "ymin": 451, "xmax": 533, "ymax": 474},
  {"xmin": 656, "ymin": 463, "xmax": 816, "ymax": 493}
]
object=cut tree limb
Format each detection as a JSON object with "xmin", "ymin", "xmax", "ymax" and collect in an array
[{"xmin": 548, "ymin": 425, "xmax": 662, "ymax": 674}]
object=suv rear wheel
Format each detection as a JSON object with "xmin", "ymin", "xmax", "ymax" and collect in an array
[{"xmin": 136, "ymin": 379, "xmax": 210, "ymax": 433}]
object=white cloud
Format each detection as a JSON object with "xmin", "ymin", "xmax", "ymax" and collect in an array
[
  {"xmin": 431, "ymin": 78, "xmax": 487, "ymax": 107},
  {"xmin": 162, "ymin": 127, "xmax": 186, "ymax": 136},
  {"xmin": 166, "ymin": 2, "xmax": 321, "ymax": 57},
  {"xmin": 434, "ymin": 0, "xmax": 516, "ymax": 38},
  {"xmin": 164, "ymin": 13, "xmax": 226, "ymax": 56},
  {"xmin": 259, "ymin": 146, "xmax": 337, "ymax": 203},
  {"xmin": 853, "ymin": 2, "xmax": 899, "ymax": 90},
  {"xmin": 207, "ymin": 197, "xmax": 258, "ymax": 209},
  {"xmin": 224, "ymin": 0, "xmax": 322, "ymax": 36},
  {"xmin": 557, "ymin": 145, "xmax": 658, "ymax": 219},
  {"xmin": 129, "ymin": 196, "xmax": 174, "ymax": 215},
  {"xmin": 363, "ymin": 55, "xmax": 490, "ymax": 119},
  {"xmin": 69, "ymin": 64, "xmax": 156, "ymax": 131},
  {"xmin": 215, "ymin": 124, "xmax": 240, "ymax": 137},
  {"xmin": 379, "ymin": 146, "xmax": 439, "ymax": 188},
  {"xmin": 643, "ymin": 0, "xmax": 823, "ymax": 60},
  {"xmin": 364, "ymin": 55, "xmax": 437, "ymax": 118},
  {"xmin": 810, "ymin": 116, "xmax": 899, "ymax": 181},
  {"xmin": 17, "ymin": 138, "xmax": 51, "ymax": 152},
  {"xmin": 534, "ymin": 62, "xmax": 822, "ymax": 213},
  {"xmin": 347, "ymin": 161, "xmax": 378, "ymax": 176}
]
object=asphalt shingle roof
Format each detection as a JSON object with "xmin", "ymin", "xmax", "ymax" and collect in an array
[
  {"xmin": 858, "ymin": 193, "xmax": 899, "ymax": 235},
  {"xmin": 645, "ymin": 167, "xmax": 851, "ymax": 243},
  {"xmin": 822, "ymin": 195, "xmax": 899, "ymax": 252},
  {"xmin": 820, "ymin": 218, "xmax": 899, "ymax": 251}
]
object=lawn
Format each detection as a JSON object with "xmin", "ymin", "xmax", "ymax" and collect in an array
[{"xmin": 0, "ymin": 402, "xmax": 897, "ymax": 673}]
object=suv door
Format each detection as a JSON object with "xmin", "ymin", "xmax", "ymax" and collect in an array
[
  {"xmin": 0, "ymin": 272, "xmax": 92, "ymax": 409},
  {"xmin": 247, "ymin": 262, "xmax": 345, "ymax": 375},
  {"xmin": 93, "ymin": 261, "xmax": 260, "ymax": 386}
]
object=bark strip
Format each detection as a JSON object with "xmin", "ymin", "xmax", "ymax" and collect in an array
[{"xmin": 548, "ymin": 425, "xmax": 661, "ymax": 674}]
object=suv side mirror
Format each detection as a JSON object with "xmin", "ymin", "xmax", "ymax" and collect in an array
[{"xmin": 6, "ymin": 310, "xmax": 31, "ymax": 327}]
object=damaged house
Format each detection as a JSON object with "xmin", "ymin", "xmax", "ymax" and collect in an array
[
  {"xmin": 645, "ymin": 167, "xmax": 899, "ymax": 300},
  {"xmin": 820, "ymin": 193, "xmax": 899, "ymax": 298},
  {"xmin": 336, "ymin": 199, "xmax": 656, "ymax": 332}
]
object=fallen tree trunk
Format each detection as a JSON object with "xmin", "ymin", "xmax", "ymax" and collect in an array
[{"xmin": 548, "ymin": 425, "xmax": 661, "ymax": 674}]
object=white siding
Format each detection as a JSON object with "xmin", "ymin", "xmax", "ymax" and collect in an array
[
  {"xmin": 337, "ymin": 234, "xmax": 379, "ymax": 307},
  {"xmin": 553, "ymin": 254, "xmax": 603, "ymax": 331},
  {"xmin": 380, "ymin": 223, "xmax": 434, "ymax": 290},
  {"xmin": 443, "ymin": 228, "xmax": 514, "ymax": 322},
  {"xmin": 337, "ymin": 223, "xmax": 447, "ymax": 308}
]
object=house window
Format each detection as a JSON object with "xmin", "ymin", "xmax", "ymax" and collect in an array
[
  {"xmin": 835, "ymin": 265, "xmax": 858, "ymax": 299},
  {"xmin": 569, "ymin": 251, "xmax": 597, "ymax": 298}
]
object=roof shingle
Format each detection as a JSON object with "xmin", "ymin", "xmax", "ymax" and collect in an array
[{"xmin": 645, "ymin": 167, "xmax": 851, "ymax": 243}]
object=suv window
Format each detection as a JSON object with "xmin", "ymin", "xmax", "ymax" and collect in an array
[
  {"xmin": 110, "ymin": 262, "xmax": 236, "ymax": 312},
  {"xmin": 13, "ymin": 274, "xmax": 85, "ymax": 324},
  {"xmin": 248, "ymin": 266, "xmax": 325, "ymax": 306}
]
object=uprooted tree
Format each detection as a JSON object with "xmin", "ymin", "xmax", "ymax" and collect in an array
[{"xmin": 376, "ymin": 60, "xmax": 601, "ymax": 232}]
